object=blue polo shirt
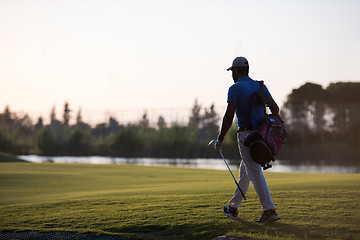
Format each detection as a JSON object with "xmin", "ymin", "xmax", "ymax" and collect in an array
[{"xmin": 227, "ymin": 76, "xmax": 271, "ymax": 128}]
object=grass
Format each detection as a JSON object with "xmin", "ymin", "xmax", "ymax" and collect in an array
[{"xmin": 0, "ymin": 162, "xmax": 359, "ymax": 240}]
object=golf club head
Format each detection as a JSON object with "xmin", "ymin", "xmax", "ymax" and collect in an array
[{"xmin": 208, "ymin": 140, "xmax": 215, "ymax": 146}]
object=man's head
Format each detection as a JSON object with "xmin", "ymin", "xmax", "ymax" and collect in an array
[{"xmin": 227, "ymin": 57, "xmax": 249, "ymax": 83}]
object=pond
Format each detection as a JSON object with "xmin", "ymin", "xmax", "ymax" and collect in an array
[{"xmin": 18, "ymin": 155, "xmax": 360, "ymax": 174}]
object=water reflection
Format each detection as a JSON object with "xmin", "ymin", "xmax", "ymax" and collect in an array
[{"xmin": 18, "ymin": 155, "xmax": 360, "ymax": 174}]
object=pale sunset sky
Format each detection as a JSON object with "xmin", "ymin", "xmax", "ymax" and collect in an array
[{"xmin": 1, "ymin": 0, "xmax": 359, "ymax": 124}]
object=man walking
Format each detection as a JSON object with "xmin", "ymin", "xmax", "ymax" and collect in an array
[{"xmin": 215, "ymin": 56, "xmax": 280, "ymax": 223}]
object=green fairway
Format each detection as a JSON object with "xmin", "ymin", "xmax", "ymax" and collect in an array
[{"xmin": 0, "ymin": 162, "xmax": 359, "ymax": 240}]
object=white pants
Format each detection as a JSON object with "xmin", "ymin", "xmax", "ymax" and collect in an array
[{"xmin": 228, "ymin": 131, "xmax": 276, "ymax": 211}]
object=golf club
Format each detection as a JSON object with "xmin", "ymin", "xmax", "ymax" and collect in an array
[{"xmin": 208, "ymin": 140, "xmax": 246, "ymax": 200}]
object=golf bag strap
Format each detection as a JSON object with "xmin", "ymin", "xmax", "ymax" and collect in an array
[{"xmin": 248, "ymin": 81, "xmax": 267, "ymax": 128}]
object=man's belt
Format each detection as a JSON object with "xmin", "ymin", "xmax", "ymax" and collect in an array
[{"xmin": 237, "ymin": 127, "xmax": 254, "ymax": 132}]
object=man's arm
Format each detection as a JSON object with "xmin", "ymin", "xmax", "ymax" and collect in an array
[
  {"xmin": 267, "ymin": 96, "xmax": 280, "ymax": 117},
  {"xmin": 218, "ymin": 102, "xmax": 237, "ymax": 140}
]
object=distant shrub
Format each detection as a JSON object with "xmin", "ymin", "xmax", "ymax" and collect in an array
[{"xmin": 35, "ymin": 127, "xmax": 58, "ymax": 155}]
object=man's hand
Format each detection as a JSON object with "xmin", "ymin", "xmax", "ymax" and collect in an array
[{"xmin": 214, "ymin": 135, "xmax": 224, "ymax": 150}]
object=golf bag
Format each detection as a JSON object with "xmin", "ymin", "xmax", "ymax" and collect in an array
[{"xmin": 243, "ymin": 81, "xmax": 287, "ymax": 170}]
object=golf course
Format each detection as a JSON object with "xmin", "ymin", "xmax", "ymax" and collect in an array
[{"xmin": 0, "ymin": 159, "xmax": 359, "ymax": 240}]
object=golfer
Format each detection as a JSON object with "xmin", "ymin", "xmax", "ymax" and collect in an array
[{"xmin": 215, "ymin": 56, "xmax": 280, "ymax": 223}]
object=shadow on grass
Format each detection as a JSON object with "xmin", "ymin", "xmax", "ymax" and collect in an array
[
  {"xmin": 232, "ymin": 217, "xmax": 341, "ymax": 240},
  {"xmin": 0, "ymin": 231, "xmax": 126, "ymax": 240},
  {"xmin": 0, "ymin": 221, "xmax": 337, "ymax": 240},
  {"xmin": 104, "ymin": 217, "xmax": 334, "ymax": 240},
  {"xmin": 103, "ymin": 220, "xmax": 271, "ymax": 240}
]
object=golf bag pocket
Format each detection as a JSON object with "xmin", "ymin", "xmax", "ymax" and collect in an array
[
  {"xmin": 244, "ymin": 132, "xmax": 274, "ymax": 170},
  {"xmin": 243, "ymin": 114, "xmax": 287, "ymax": 170}
]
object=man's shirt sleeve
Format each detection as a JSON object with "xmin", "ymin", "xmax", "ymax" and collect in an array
[
  {"xmin": 264, "ymin": 84, "xmax": 272, "ymax": 98},
  {"xmin": 227, "ymin": 85, "xmax": 237, "ymax": 103}
]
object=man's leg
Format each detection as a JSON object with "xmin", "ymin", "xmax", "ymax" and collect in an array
[
  {"xmin": 228, "ymin": 160, "xmax": 250, "ymax": 209},
  {"xmin": 237, "ymin": 131, "xmax": 280, "ymax": 223},
  {"xmin": 238, "ymin": 131, "xmax": 276, "ymax": 211}
]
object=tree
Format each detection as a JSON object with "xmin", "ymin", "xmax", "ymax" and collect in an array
[
  {"xmin": 36, "ymin": 127, "xmax": 58, "ymax": 155},
  {"xmin": 189, "ymin": 99, "xmax": 201, "ymax": 129},
  {"xmin": 324, "ymin": 82, "xmax": 360, "ymax": 104},
  {"xmin": 0, "ymin": 125, "xmax": 14, "ymax": 153},
  {"xmin": 17, "ymin": 114, "xmax": 33, "ymax": 135},
  {"xmin": 111, "ymin": 126, "xmax": 146, "ymax": 157},
  {"xmin": 34, "ymin": 117, "xmax": 44, "ymax": 131},
  {"xmin": 109, "ymin": 116, "xmax": 119, "ymax": 133},
  {"xmin": 50, "ymin": 105, "xmax": 57, "ymax": 124},
  {"xmin": 157, "ymin": 115, "xmax": 166, "ymax": 129},
  {"xmin": 75, "ymin": 108, "xmax": 91, "ymax": 130},
  {"xmin": 324, "ymin": 82, "xmax": 360, "ymax": 131},
  {"xmin": 68, "ymin": 129, "xmax": 91, "ymax": 155},
  {"xmin": 139, "ymin": 110, "xmax": 149, "ymax": 128},
  {"xmin": 1, "ymin": 106, "xmax": 13, "ymax": 126},
  {"xmin": 200, "ymin": 104, "xmax": 219, "ymax": 141},
  {"xmin": 76, "ymin": 108, "xmax": 83, "ymax": 125},
  {"xmin": 50, "ymin": 105, "xmax": 61, "ymax": 130},
  {"xmin": 283, "ymin": 82, "xmax": 324, "ymax": 131},
  {"xmin": 63, "ymin": 102, "xmax": 71, "ymax": 126}
]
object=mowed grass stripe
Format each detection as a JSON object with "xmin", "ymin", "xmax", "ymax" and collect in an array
[{"xmin": 0, "ymin": 162, "xmax": 359, "ymax": 240}]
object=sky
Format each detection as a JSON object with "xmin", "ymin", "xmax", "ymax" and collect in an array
[{"xmin": 1, "ymin": 0, "xmax": 360, "ymax": 125}]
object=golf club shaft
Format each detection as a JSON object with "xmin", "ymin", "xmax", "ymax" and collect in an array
[{"xmin": 219, "ymin": 151, "xmax": 246, "ymax": 200}]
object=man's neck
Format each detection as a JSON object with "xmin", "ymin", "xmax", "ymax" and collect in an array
[
  {"xmin": 236, "ymin": 75, "xmax": 249, "ymax": 82},
  {"xmin": 238, "ymin": 74, "xmax": 248, "ymax": 78}
]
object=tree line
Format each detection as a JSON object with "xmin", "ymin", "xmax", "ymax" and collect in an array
[
  {"xmin": 280, "ymin": 82, "xmax": 360, "ymax": 165},
  {"xmin": 0, "ymin": 81, "xmax": 359, "ymax": 165},
  {"xmin": 0, "ymin": 100, "xmax": 223, "ymax": 159}
]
